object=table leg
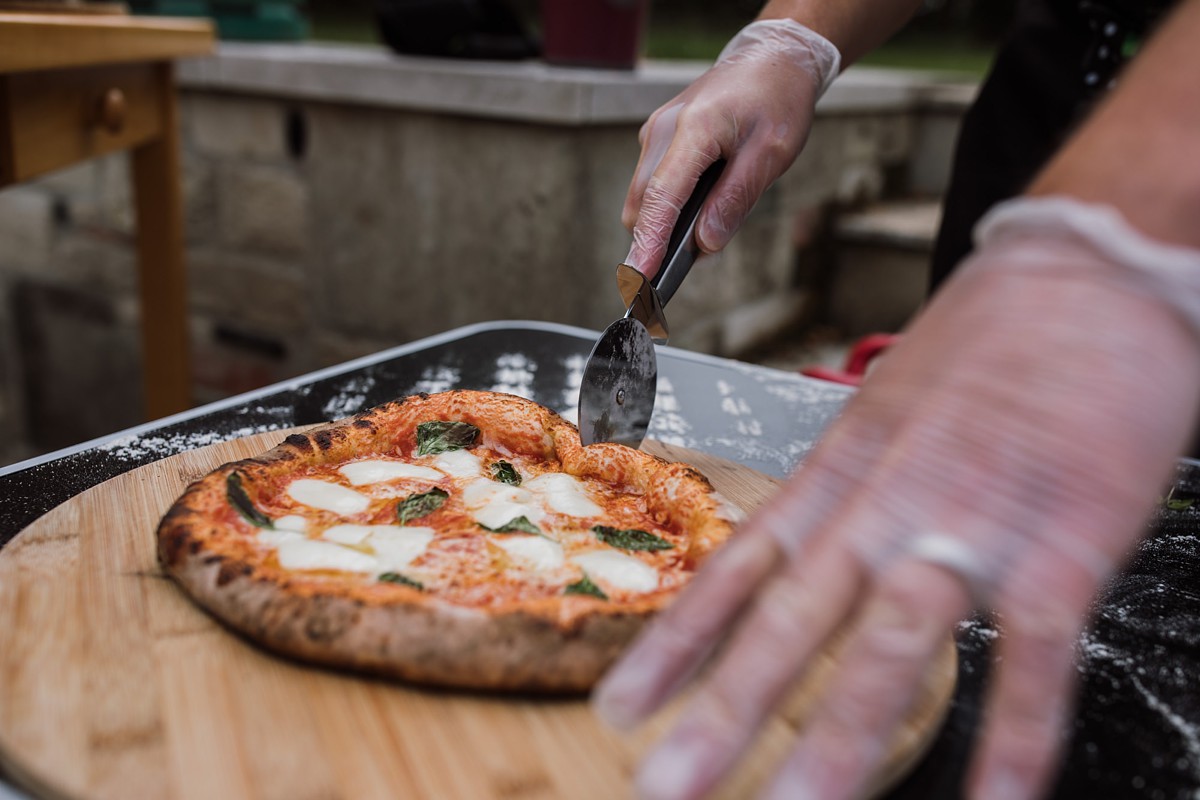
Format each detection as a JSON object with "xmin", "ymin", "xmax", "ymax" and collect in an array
[{"xmin": 130, "ymin": 61, "xmax": 191, "ymax": 419}]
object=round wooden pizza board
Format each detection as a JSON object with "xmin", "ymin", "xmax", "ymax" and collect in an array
[{"xmin": 0, "ymin": 430, "xmax": 957, "ymax": 800}]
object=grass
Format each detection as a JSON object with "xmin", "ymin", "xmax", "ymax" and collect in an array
[
  {"xmin": 306, "ymin": 10, "xmax": 996, "ymax": 78},
  {"xmin": 858, "ymin": 33, "xmax": 996, "ymax": 76},
  {"xmin": 645, "ymin": 16, "xmax": 995, "ymax": 76},
  {"xmin": 309, "ymin": 13, "xmax": 379, "ymax": 44}
]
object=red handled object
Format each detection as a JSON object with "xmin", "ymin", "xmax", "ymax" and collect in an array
[{"xmin": 800, "ymin": 333, "xmax": 901, "ymax": 386}]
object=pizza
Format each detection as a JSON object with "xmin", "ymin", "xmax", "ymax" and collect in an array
[{"xmin": 156, "ymin": 390, "xmax": 740, "ymax": 692}]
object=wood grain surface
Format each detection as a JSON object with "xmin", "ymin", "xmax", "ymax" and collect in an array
[{"xmin": 0, "ymin": 429, "xmax": 957, "ymax": 800}]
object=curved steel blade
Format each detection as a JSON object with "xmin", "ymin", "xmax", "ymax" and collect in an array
[{"xmin": 578, "ymin": 317, "xmax": 657, "ymax": 448}]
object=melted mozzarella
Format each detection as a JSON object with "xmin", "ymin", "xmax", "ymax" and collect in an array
[
  {"xmin": 287, "ymin": 479, "xmax": 370, "ymax": 515},
  {"xmin": 276, "ymin": 539, "xmax": 378, "ymax": 573},
  {"xmin": 431, "ymin": 449, "xmax": 484, "ymax": 478},
  {"xmin": 712, "ymin": 492, "xmax": 748, "ymax": 524},
  {"xmin": 368, "ymin": 526, "xmax": 436, "ymax": 570},
  {"xmin": 273, "ymin": 515, "xmax": 308, "ymax": 532},
  {"xmin": 257, "ymin": 529, "xmax": 305, "ymax": 547},
  {"xmin": 495, "ymin": 535, "xmax": 564, "ymax": 571},
  {"xmin": 461, "ymin": 478, "xmax": 533, "ymax": 509},
  {"xmin": 473, "ymin": 498, "xmax": 545, "ymax": 530},
  {"xmin": 322, "ymin": 523, "xmax": 401, "ymax": 545},
  {"xmin": 526, "ymin": 473, "xmax": 603, "ymax": 518},
  {"xmin": 571, "ymin": 550, "xmax": 659, "ymax": 593},
  {"xmin": 340, "ymin": 460, "xmax": 443, "ymax": 485},
  {"xmin": 463, "ymin": 479, "xmax": 545, "ymax": 529}
]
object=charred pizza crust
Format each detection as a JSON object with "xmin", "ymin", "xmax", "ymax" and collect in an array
[{"xmin": 157, "ymin": 390, "xmax": 736, "ymax": 692}]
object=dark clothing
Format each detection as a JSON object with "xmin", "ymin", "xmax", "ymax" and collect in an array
[{"xmin": 928, "ymin": 0, "xmax": 1179, "ymax": 291}]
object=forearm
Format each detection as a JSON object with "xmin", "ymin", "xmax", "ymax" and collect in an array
[
  {"xmin": 757, "ymin": 0, "xmax": 925, "ymax": 65},
  {"xmin": 1029, "ymin": 0, "xmax": 1200, "ymax": 249}
]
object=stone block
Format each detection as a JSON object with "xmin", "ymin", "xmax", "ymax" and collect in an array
[
  {"xmin": 46, "ymin": 231, "xmax": 139, "ymax": 295},
  {"xmin": 0, "ymin": 280, "xmax": 31, "ymax": 466},
  {"xmin": 785, "ymin": 122, "xmax": 851, "ymax": 207},
  {"xmin": 828, "ymin": 244, "xmax": 930, "ymax": 336},
  {"xmin": 718, "ymin": 288, "xmax": 810, "ymax": 357},
  {"xmin": 181, "ymin": 151, "xmax": 218, "ymax": 245},
  {"xmin": 217, "ymin": 162, "xmax": 308, "ymax": 256},
  {"xmin": 184, "ymin": 93, "xmax": 289, "ymax": 162},
  {"xmin": 309, "ymin": 330, "xmax": 395, "ymax": 370},
  {"xmin": 670, "ymin": 315, "xmax": 723, "ymax": 356},
  {"xmin": 37, "ymin": 152, "xmax": 132, "ymax": 234},
  {"xmin": 188, "ymin": 247, "xmax": 312, "ymax": 334},
  {"xmin": 12, "ymin": 279, "xmax": 143, "ymax": 451},
  {"xmin": 0, "ymin": 187, "xmax": 54, "ymax": 273},
  {"xmin": 908, "ymin": 111, "xmax": 965, "ymax": 197},
  {"xmin": 304, "ymin": 105, "xmax": 627, "ymax": 342},
  {"xmin": 93, "ymin": 152, "xmax": 135, "ymax": 235},
  {"xmin": 36, "ymin": 160, "xmax": 99, "ymax": 200},
  {"xmin": 835, "ymin": 201, "xmax": 942, "ymax": 249},
  {"xmin": 190, "ymin": 316, "xmax": 302, "ymax": 404}
]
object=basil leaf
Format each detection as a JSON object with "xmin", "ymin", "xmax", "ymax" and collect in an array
[
  {"xmin": 1163, "ymin": 488, "xmax": 1198, "ymax": 511},
  {"xmin": 480, "ymin": 516, "xmax": 540, "ymax": 535},
  {"xmin": 491, "ymin": 460, "xmax": 522, "ymax": 486},
  {"xmin": 416, "ymin": 420, "xmax": 480, "ymax": 456},
  {"xmin": 227, "ymin": 472, "xmax": 273, "ymax": 529},
  {"xmin": 378, "ymin": 572, "xmax": 424, "ymax": 590},
  {"xmin": 398, "ymin": 487, "xmax": 448, "ymax": 525},
  {"xmin": 592, "ymin": 525, "xmax": 674, "ymax": 552},
  {"xmin": 565, "ymin": 573, "xmax": 607, "ymax": 600}
]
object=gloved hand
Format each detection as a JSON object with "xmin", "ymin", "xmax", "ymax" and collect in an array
[
  {"xmin": 594, "ymin": 197, "xmax": 1200, "ymax": 800},
  {"xmin": 623, "ymin": 19, "xmax": 840, "ymax": 277}
]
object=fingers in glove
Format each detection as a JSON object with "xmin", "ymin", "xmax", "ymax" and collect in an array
[
  {"xmin": 760, "ymin": 559, "xmax": 971, "ymax": 800},
  {"xmin": 593, "ymin": 409, "xmax": 900, "ymax": 731},
  {"xmin": 631, "ymin": 539, "xmax": 865, "ymax": 800},
  {"xmin": 591, "ymin": 527, "xmax": 779, "ymax": 732},
  {"xmin": 696, "ymin": 123, "xmax": 808, "ymax": 254},
  {"xmin": 623, "ymin": 103, "xmax": 682, "ymax": 234},
  {"xmin": 624, "ymin": 130, "xmax": 722, "ymax": 276},
  {"xmin": 968, "ymin": 552, "xmax": 1101, "ymax": 800}
]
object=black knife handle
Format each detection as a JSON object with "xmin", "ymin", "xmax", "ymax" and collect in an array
[{"xmin": 651, "ymin": 158, "xmax": 727, "ymax": 308}]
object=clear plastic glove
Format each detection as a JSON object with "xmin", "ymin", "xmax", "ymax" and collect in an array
[
  {"xmin": 593, "ymin": 200, "xmax": 1200, "ymax": 800},
  {"xmin": 623, "ymin": 19, "xmax": 840, "ymax": 277}
]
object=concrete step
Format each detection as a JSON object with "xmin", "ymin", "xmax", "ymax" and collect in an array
[{"xmin": 827, "ymin": 199, "xmax": 942, "ymax": 336}]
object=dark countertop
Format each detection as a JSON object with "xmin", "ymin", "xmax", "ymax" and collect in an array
[{"xmin": 2, "ymin": 321, "xmax": 1198, "ymax": 800}]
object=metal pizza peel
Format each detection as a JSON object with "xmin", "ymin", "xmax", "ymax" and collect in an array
[{"xmin": 578, "ymin": 159, "xmax": 725, "ymax": 448}]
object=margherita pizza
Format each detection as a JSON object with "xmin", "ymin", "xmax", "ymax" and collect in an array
[{"xmin": 157, "ymin": 390, "xmax": 739, "ymax": 692}]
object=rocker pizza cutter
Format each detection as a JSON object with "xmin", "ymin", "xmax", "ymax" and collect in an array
[{"xmin": 578, "ymin": 159, "xmax": 726, "ymax": 447}]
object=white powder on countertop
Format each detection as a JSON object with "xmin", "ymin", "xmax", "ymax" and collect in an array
[
  {"xmin": 490, "ymin": 353, "xmax": 536, "ymax": 398},
  {"xmin": 412, "ymin": 365, "xmax": 460, "ymax": 395},
  {"xmin": 321, "ymin": 374, "xmax": 376, "ymax": 419},
  {"xmin": 561, "ymin": 354, "xmax": 586, "ymax": 412},
  {"xmin": 1080, "ymin": 627, "xmax": 1200, "ymax": 779},
  {"xmin": 97, "ymin": 424, "xmax": 285, "ymax": 462}
]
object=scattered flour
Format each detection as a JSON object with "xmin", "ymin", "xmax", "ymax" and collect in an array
[
  {"xmin": 97, "ymin": 424, "xmax": 284, "ymax": 462},
  {"xmin": 321, "ymin": 374, "xmax": 376, "ymax": 419},
  {"xmin": 647, "ymin": 377, "xmax": 690, "ymax": 446},
  {"xmin": 561, "ymin": 353, "xmax": 586, "ymax": 413},
  {"xmin": 412, "ymin": 365, "xmax": 460, "ymax": 395},
  {"xmin": 1078, "ymin": 625, "xmax": 1200, "ymax": 788},
  {"xmin": 717, "ymin": 377, "xmax": 763, "ymax": 436},
  {"xmin": 490, "ymin": 353, "xmax": 536, "ymax": 398}
]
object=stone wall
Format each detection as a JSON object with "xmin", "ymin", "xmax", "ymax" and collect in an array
[{"xmin": 0, "ymin": 44, "xmax": 973, "ymax": 465}]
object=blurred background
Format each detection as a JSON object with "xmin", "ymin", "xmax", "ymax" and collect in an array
[
  {"xmin": 0, "ymin": 0, "xmax": 1015, "ymax": 466},
  {"xmin": 310, "ymin": 0, "xmax": 1012, "ymax": 70}
]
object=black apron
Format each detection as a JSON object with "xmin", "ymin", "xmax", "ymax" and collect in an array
[{"xmin": 928, "ymin": 0, "xmax": 1179, "ymax": 292}]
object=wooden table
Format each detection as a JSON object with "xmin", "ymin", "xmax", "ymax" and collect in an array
[{"xmin": 0, "ymin": 12, "xmax": 214, "ymax": 419}]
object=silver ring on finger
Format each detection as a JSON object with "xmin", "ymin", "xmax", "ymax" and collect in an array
[{"xmin": 902, "ymin": 532, "xmax": 991, "ymax": 607}]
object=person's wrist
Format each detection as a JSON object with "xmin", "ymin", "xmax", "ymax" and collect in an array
[
  {"xmin": 972, "ymin": 195, "xmax": 1200, "ymax": 346},
  {"xmin": 716, "ymin": 18, "xmax": 841, "ymax": 97}
]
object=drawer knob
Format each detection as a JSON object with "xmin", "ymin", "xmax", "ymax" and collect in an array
[{"xmin": 98, "ymin": 88, "xmax": 127, "ymax": 135}]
